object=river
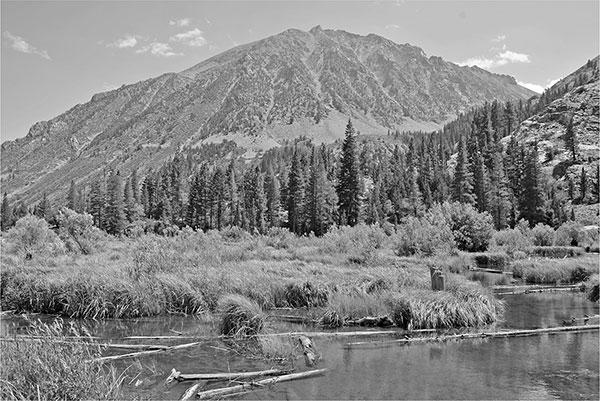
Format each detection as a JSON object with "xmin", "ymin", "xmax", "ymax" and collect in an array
[{"xmin": 2, "ymin": 292, "xmax": 598, "ymax": 400}]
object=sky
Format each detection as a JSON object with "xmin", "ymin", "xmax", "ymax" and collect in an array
[{"xmin": 1, "ymin": 0, "xmax": 599, "ymax": 143}]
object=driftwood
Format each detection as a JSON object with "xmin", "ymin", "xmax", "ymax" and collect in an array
[
  {"xmin": 180, "ymin": 382, "xmax": 204, "ymax": 401},
  {"xmin": 345, "ymin": 324, "xmax": 600, "ymax": 348},
  {"xmin": 345, "ymin": 316, "xmax": 394, "ymax": 327},
  {"xmin": 195, "ymin": 368, "xmax": 328, "ymax": 400},
  {"xmin": 298, "ymin": 335, "xmax": 319, "ymax": 367},
  {"xmin": 268, "ymin": 315, "xmax": 318, "ymax": 324},
  {"xmin": 496, "ymin": 287, "xmax": 582, "ymax": 295},
  {"xmin": 471, "ymin": 268, "xmax": 513, "ymax": 275},
  {"xmin": 166, "ymin": 368, "xmax": 292, "ymax": 384},
  {"xmin": 91, "ymin": 341, "xmax": 203, "ymax": 363}
]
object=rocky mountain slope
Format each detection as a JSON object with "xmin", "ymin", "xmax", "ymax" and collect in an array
[{"xmin": 1, "ymin": 26, "xmax": 535, "ymax": 204}]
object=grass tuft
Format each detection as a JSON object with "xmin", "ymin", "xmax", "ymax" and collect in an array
[{"xmin": 217, "ymin": 294, "xmax": 265, "ymax": 337}]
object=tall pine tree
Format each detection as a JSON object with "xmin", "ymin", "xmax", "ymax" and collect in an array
[{"xmin": 336, "ymin": 119, "xmax": 361, "ymax": 226}]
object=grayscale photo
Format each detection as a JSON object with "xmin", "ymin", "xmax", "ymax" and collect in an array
[{"xmin": 1, "ymin": 1, "xmax": 599, "ymax": 399}]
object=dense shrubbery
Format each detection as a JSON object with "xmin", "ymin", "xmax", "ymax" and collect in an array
[
  {"xmin": 6, "ymin": 215, "xmax": 65, "ymax": 257},
  {"xmin": 531, "ymin": 223, "xmax": 555, "ymax": 246},
  {"xmin": 510, "ymin": 258, "xmax": 597, "ymax": 284},
  {"xmin": 395, "ymin": 215, "xmax": 455, "ymax": 257},
  {"xmin": 437, "ymin": 202, "xmax": 494, "ymax": 252}
]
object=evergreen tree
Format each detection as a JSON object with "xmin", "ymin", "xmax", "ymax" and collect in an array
[
  {"xmin": 1, "ymin": 193, "xmax": 13, "ymax": 231},
  {"xmin": 488, "ymin": 152, "xmax": 511, "ymax": 229},
  {"xmin": 452, "ymin": 135, "xmax": 475, "ymax": 205},
  {"xmin": 504, "ymin": 101, "xmax": 515, "ymax": 136},
  {"xmin": 67, "ymin": 180, "xmax": 77, "ymax": 210},
  {"xmin": 519, "ymin": 146, "xmax": 545, "ymax": 226},
  {"xmin": 124, "ymin": 177, "xmax": 136, "ymax": 222},
  {"xmin": 287, "ymin": 149, "xmax": 305, "ymax": 234},
  {"xmin": 131, "ymin": 168, "xmax": 140, "ymax": 204},
  {"xmin": 105, "ymin": 171, "xmax": 125, "ymax": 235},
  {"xmin": 564, "ymin": 114, "xmax": 578, "ymax": 161},
  {"xmin": 211, "ymin": 167, "xmax": 226, "ymax": 230},
  {"xmin": 593, "ymin": 164, "xmax": 600, "ymax": 203},
  {"xmin": 34, "ymin": 192, "xmax": 51, "ymax": 221},
  {"xmin": 254, "ymin": 171, "xmax": 268, "ymax": 234},
  {"xmin": 580, "ymin": 167, "xmax": 588, "ymax": 203},
  {"xmin": 336, "ymin": 119, "xmax": 361, "ymax": 226},
  {"xmin": 307, "ymin": 147, "xmax": 338, "ymax": 235},
  {"xmin": 226, "ymin": 161, "xmax": 242, "ymax": 228},
  {"xmin": 265, "ymin": 166, "xmax": 281, "ymax": 227}
]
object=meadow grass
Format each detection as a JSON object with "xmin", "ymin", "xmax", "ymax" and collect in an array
[
  {"xmin": 1, "ymin": 227, "xmax": 504, "ymax": 330},
  {"xmin": 0, "ymin": 319, "xmax": 124, "ymax": 401},
  {"xmin": 509, "ymin": 254, "xmax": 598, "ymax": 284}
]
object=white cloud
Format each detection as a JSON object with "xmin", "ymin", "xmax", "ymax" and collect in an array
[
  {"xmin": 169, "ymin": 18, "xmax": 191, "ymax": 27},
  {"xmin": 107, "ymin": 34, "xmax": 139, "ymax": 49},
  {"xmin": 136, "ymin": 42, "xmax": 182, "ymax": 57},
  {"xmin": 492, "ymin": 34, "xmax": 507, "ymax": 43},
  {"xmin": 499, "ymin": 50, "xmax": 530, "ymax": 63},
  {"xmin": 458, "ymin": 48, "xmax": 531, "ymax": 69},
  {"xmin": 517, "ymin": 78, "xmax": 561, "ymax": 94},
  {"xmin": 385, "ymin": 24, "xmax": 401, "ymax": 31},
  {"xmin": 3, "ymin": 31, "xmax": 50, "ymax": 60},
  {"xmin": 170, "ymin": 28, "xmax": 207, "ymax": 47}
]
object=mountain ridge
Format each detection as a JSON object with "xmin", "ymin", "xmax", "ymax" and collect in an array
[{"xmin": 1, "ymin": 26, "xmax": 535, "ymax": 204}]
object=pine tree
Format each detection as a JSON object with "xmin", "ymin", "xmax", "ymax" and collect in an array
[
  {"xmin": 452, "ymin": 135, "xmax": 475, "ymax": 205},
  {"xmin": 1, "ymin": 193, "xmax": 13, "ymax": 231},
  {"xmin": 211, "ymin": 167, "xmax": 226, "ymax": 230},
  {"xmin": 564, "ymin": 114, "xmax": 578, "ymax": 161},
  {"xmin": 504, "ymin": 101, "xmax": 515, "ymax": 136},
  {"xmin": 67, "ymin": 180, "xmax": 77, "ymax": 210},
  {"xmin": 336, "ymin": 119, "xmax": 361, "ymax": 226},
  {"xmin": 519, "ymin": 146, "xmax": 545, "ymax": 226},
  {"xmin": 34, "ymin": 192, "xmax": 51, "ymax": 221},
  {"xmin": 131, "ymin": 168, "xmax": 140, "ymax": 204},
  {"xmin": 124, "ymin": 177, "xmax": 135, "ymax": 222},
  {"xmin": 593, "ymin": 164, "xmax": 600, "ymax": 203},
  {"xmin": 307, "ymin": 147, "xmax": 338, "ymax": 235},
  {"xmin": 90, "ymin": 180, "xmax": 105, "ymax": 228},
  {"xmin": 580, "ymin": 167, "xmax": 588, "ymax": 204},
  {"xmin": 265, "ymin": 166, "xmax": 281, "ymax": 227},
  {"xmin": 254, "ymin": 171, "xmax": 268, "ymax": 234},
  {"xmin": 105, "ymin": 171, "xmax": 125, "ymax": 235},
  {"xmin": 287, "ymin": 149, "xmax": 305, "ymax": 234},
  {"xmin": 488, "ymin": 152, "xmax": 511, "ymax": 229}
]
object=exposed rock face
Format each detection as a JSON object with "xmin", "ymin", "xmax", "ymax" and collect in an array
[
  {"xmin": 1, "ymin": 27, "xmax": 534, "ymax": 204},
  {"xmin": 512, "ymin": 57, "xmax": 599, "ymax": 177}
]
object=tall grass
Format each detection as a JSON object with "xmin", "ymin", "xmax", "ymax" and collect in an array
[
  {"xmin": 0, "ymin": 319, "xmax": 124, "ymax": 401},
  {"xmin": 510, "ymin": 256, "xmax": 598, "ymax": 284}
]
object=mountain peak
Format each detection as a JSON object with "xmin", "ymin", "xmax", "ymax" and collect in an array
[{"xmin": 309, "ymin": 25, "xmax": 323, "ymax": 33}]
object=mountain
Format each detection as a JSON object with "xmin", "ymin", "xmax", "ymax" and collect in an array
[
  {"xmin": 511, "ymin": 56, "xmax": 599, "ymax": 175},
  {"xmin": 1, "ymin": 26, "xmax": 535, "ymax": 204}
]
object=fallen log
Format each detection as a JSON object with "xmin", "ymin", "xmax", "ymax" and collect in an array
[
  {"xmin": 471, "ymin": 268, "xmax": 513, "ymax": 275},
  {"xmin": 167, "ymin": 368, "xmax": 292, "ymax": 383},
  {"xmin": 496, "ymin": 287, "xmax": 583, "ymax": 295},
  {"xmin": 345, "ymin": 324, "xmax": 600, "ymax": 348},
  {"xmin": 268, "ymin": 315, "xmax": 318, "ymax": 324},
  {"xmin": 180, "ymin": 382, "xmax": 204, "ymax": 401},
  {"xmin": 263, "ymin": 328, "xmax": 435, "ymax": 338},
  {"xmin": 196, "ymin": 368, "xmax": 328, "ymax": 400},
  {"xmin": 91, "ymin": 341, "xmax": 203, "ymax": 363}
]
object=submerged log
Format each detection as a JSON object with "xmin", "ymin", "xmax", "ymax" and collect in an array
[
  {"xmin": 346, "ymin": 316, "xmax": 394, "ymax": 327},
  {"xmin": 345, "ymin": 324, "xmax": 600, "ymax": 348},
  {"xmin": 91, "ymin": 341, "xmax": 203, "ymax": 363},
  {"xmin": 195, "ymin": 368, "xmax": 328, "ymax": 400},
  {"xmin": 167, "ymin": 368, "xmax": 292, "ymax": 383}
]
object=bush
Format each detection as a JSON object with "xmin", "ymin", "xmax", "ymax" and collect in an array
[
  {"xmin": 471, "ymin": 253, "xmax": 509, "ymax": 270},
  {"xmin": 554, "ymin": 221, "xmax": 591, "ymax": 247},
  {"xmin": 284, "ymin": 281, "xmax": 329, "ymax": 308},
  {"xmin": 321, "ymin": 224, "xmax": 388, "ymax": 264},
  {"xmin": 0, "ymin": 319, "xmax": 123, "ymax": 400},
  {"xmin": 510, "ymin": 258, "xmax": 596, "ymax": 284},
  {"xmin": 583, "ymin": 274, "xmax": 599, "ymax": 302},
  {"xmin": 56, "ymin": 208, "xmax": 102, "ymax": 254},
  {"xmin": 437, "ymin": 202, "xmax": 494, "ymax": 252},
  {"xmin": 530, "ymin": 246, "xmax": 584, "ymax": 258},
  {"xmin": 395, "ymin": 215, "xmax": 455, "ymax": 257},
  {"xmin": 6, "ymin": 215, "xmax": 65, "ymax": 257},
  {"xmin": 489, "ymin": 228, "xmax": 533, "ymax": 256},
  {"xmin": 531, "ymin": 223, "xmax": 555, "ymax": 246}
]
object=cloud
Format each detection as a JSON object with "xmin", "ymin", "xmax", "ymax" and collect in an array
[
  {"xmin": 107, "ymin": 34, "xmax": 139, "ymax": 49},
  {"xmin": 492, "ymin": 34, "xmax": 507, "ymax": 43},
  {"xmin": 498, "ymin": 50, "xmax": 530, "ymax": 63},
  {"xmin": 170, "ymin": 28, "xmax": 207, "ymax": 47},
  {"xmin": 169, "ymin": 18, "xmax": 191, "ymax": 27},
  {"xmin": 135, "ymin": 42, "xmax": 182, "ymax": 57},
  {"xmin": 3, "ymin": 31, "xmax": 50, "ymax": 60},
  {"xmin": 517, "ymin": 78, "xmax": 561, "ymax": 94},
  {"xmin": 385, "ymin": 24, "xmax": 401, "ymax": 31},
  {"xmin": 458, "ymin": 49, "xmax": 531, "ymax": 69}
]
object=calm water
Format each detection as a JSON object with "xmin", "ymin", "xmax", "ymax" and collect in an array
[{"xmin": 2, "ymin": 293, "xmax": 598, "ymax": 400}]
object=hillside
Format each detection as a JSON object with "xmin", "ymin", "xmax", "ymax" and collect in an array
[{"xmin": 1, "ymin": 26, "xmax": 535, "ymax": 204}]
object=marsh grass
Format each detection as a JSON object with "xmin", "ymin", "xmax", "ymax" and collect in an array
[
  {"xmin": 0, "ymin": 318, "xmax": 124, "ymax": 401},
  {"xmin": 510, "ymin": 256, "xmax": 598, "ymax": 284},
  {"xmin": 218, "ymin": 294, "xmax": 265, "ymax": 337},
  {"xmin": 583, "ymin": 274, "xmax": 599, "ymax": 302}
]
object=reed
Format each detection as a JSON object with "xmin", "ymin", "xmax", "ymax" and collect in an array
[
  {"xmin": 510, "ymin": 256, "xmax": 597, "ymax": 284},
  {"xmin": 0, "ymin": 319, "xmax": 124, "ymax": 401},
  {"xmin": 217, "ymin": 294, "xmax": 265, "ymax": 337}
]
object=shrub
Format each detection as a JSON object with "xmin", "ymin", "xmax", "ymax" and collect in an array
[
  {"xmin": 471, "ymin": 253, "xmax": 509, "ymax": 270},
  {"xmin": 531, "ymin": 223, "xmax": 555, "ymax": 246},
  {"xmin": 530, "ymin": 246, "xmax": 584, "ymax": 258},
  {"xmin": 0, "ymin": 319, "xmax": 124, "ymax": 400},
  {"xmin": 583, "ymin": 274, "xmax": 599, "ymax": 302},
  {"xmin": 395, "ymin": 216, "xmax": 455, "ymax": 257},
  {"xmin": 555, "ymin": 221, "xmax": 591, "ymax": 247},
  {"xmin": 510, "ymin": 258, "xmax": 596, "ymax": 284},
  {"xmin": 437, "ymin": 202, "xmax": 494, "ymax": 252},
  {"xmin": 489, "ymin": 228, "xmax": 533, "ymax": 256},
  {"xmin": 284, "ymin": 281, "xmax": 329, "ymax": 308},
  {"xmin": 56, "ymin": 208, "xmax": 102, "ymax": 254},
  {"xmin": 218, "ymin": 294, "xmax": 265, "ymax": 337},
  {"xmin": 6, "ymin": 215, "xmax": 65, "ymax": 257}
]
